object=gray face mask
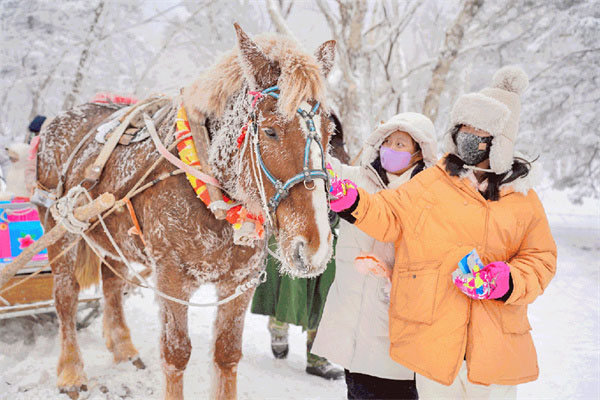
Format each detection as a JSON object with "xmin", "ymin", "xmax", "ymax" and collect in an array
[{"xmin": 455, "ymin": 131, "xmax": 493, "ymax": 166}]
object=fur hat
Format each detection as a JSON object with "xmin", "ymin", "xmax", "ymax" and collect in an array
[
  {"xmin": 362, "ymin": 112, "xmax": 438, "ymax": 167},
  {"xmin": 446, "ymin": 66, "xmax": 529, "ymax": 174}
]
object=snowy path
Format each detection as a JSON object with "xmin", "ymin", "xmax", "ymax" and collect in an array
[{"xmin": 1, "ymin": 211, "xmax": 598, "ymax": 399}]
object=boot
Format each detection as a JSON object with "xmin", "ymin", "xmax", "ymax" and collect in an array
[
  {"xmin": 305, "ymin": 329, "xmax": 344, "ymax": 380},
  {"xmin": 306, "ymin": 352, "xmax": 345, "ymax": 380},
  {"xmin": 268, "ymin": 316, "xmax": 289, "ymax": 359}
]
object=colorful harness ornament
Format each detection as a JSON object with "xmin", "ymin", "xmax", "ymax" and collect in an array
[{"xmin": 175, "ymin": 106, "xmax": 264, "ymax": 245}]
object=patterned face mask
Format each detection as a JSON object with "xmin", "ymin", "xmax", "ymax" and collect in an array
[{"xmin": 455, "ymin": 131, "xmax": 493, "ymax": 166}]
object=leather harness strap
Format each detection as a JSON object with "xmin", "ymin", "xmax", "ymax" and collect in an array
[{"xmin": 84, "ymin": 97, "xmax": 170, "ymax": 182}]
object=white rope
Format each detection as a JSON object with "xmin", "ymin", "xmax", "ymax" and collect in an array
[
  {"xmin": 50, "ymin": 186, "xmax": 91, "ymax": 234},
  {"xmin": 267, "ymin": 245, "xmax": 284, "ymax": 263},
  {"xmin": 77, "ymin": 190, "xmax": 267, "ymax": 308},
  {"xmin": 249, "ymin": 124, "xmax": 274, "ymax": 228},
  {"xmin": 237, "ymin": 123, "xmax": 251, "ymax": 176}
]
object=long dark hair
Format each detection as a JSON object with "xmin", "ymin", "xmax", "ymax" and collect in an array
[{"xmin": 445, "ymin": 126, "xmax": 534, "ymax": 201}]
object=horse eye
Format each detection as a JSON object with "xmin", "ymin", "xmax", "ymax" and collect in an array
[{"xmin": 263, "ymin": 127, "xmax": 277, "ymax": 138}]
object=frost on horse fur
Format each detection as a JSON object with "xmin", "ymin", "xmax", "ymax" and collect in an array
[{"xmin": 36, "ymin": 23, "xmax": 336, "ymax": 400}]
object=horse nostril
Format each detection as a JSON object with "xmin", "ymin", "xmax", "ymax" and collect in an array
[
  {"xmin": 293, "ymin": 241, "xmax": 309, "ymax": 273},
  {"xmin": 293, "ymin": 242, "xmax": 304, "ymax": 262}
]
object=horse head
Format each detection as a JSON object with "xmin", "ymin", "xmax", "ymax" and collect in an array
[{"xmin": 233, "ymin": 24, "xmax": 336, "ymax": 278}]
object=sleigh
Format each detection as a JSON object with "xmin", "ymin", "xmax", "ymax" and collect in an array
[{"xmin": 0, "ymin": 197, "xmax": 101, "ymax": 327}]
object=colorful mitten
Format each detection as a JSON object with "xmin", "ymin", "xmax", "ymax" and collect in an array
[
  {"xmin": 452, "ymin": 249, "xmax": 510, "ymax": 300},
  {"xmin": 326, "ymin": 163, "xmax": 358, "ymax": 212}
]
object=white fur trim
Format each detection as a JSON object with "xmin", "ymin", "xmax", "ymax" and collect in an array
[
  {"xmin": 361, "ymin": 112, "xmax": 438, "ymax": 167},
  {"xmin": 489, "ymin": 133, "xmax": 515, "ymax": 174},
  {"xmin": 492, "ymin": 66, "xmax": 529, "ymax": 95},
  {"xmin": 450, "ymin": 93, "xmax": 510, "ymax": 138},
  {"xmin": 443, "ymin": 128, "xmax": 457, "ymax": 154}
]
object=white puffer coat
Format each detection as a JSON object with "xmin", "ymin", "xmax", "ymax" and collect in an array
[{"xmin": 312, "ymin": 112, "xmax": 437, "ymax": 379}]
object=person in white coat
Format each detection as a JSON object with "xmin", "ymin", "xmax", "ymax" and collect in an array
[{"xmin": 312, "ymin": 112, "xmax": 438, "ymax": 399}]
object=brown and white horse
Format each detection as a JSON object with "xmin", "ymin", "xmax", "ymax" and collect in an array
[{"xmin": 37, "ymin": 25, "xmax": 336, "ymax": 399}]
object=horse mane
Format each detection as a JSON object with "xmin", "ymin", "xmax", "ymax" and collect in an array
[{"xmin": 183, "ymin": 33, "xmax": 328, "ymax": 120}]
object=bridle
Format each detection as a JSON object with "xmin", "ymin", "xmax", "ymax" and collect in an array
[{"xmin": 242, "ymin": 85, "xmax": 329, "ymax": 225}]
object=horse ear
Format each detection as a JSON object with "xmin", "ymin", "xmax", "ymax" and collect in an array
[
  {"xmin": 234, "ymin": 23, "xmax": 280, "ymax": 89},
  {"xmin": 314, "ymin": 40, "xmax": 336, "ymax": 78}
]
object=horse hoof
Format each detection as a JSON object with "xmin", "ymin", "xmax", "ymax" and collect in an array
[
  {"xmin": 59, "ymin": 384, "xmax": 88, "ymax": 399},
  {"xmin": 131, "ymin": 356, "xmax": 146, "ymax": 370}
]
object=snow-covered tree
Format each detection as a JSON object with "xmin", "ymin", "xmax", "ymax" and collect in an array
[
  {"xmin": 0, "ymin": 0, "xmax": 153, "ymax": 144},
  {"xmin": 266, "ymin": 0, "xmax": 598, "ymax": 201},
  {"xmin": 0, "ymin": 0, "xmax": 597, "ymax": 201}
]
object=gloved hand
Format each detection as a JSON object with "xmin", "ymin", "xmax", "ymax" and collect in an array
[
  {"xmin": 452, "ymin": 250, "xmax": 510, "ymax": 300},
  {"xmin": 327, "ymin": 163, "xmax": 358, "ymax": 213}
]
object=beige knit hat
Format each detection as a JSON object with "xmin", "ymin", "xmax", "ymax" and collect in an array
[{"xmin": 445, "ymin": 66, "xmax": 529, "ymax": 174}]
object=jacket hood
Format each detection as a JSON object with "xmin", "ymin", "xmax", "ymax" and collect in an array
[{"xmin": 361, "ymin": 112, "xmax": 438, "ymax": 168}]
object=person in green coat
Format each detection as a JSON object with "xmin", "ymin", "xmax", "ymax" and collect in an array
[{"xmin": 251, "ymin": 213, "xmax": 344, "ymax": 380}]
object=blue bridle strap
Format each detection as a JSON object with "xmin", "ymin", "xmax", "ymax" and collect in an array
[{"xmin": 251, "ymin": 86, "xmax": 329, "ymax": 212}]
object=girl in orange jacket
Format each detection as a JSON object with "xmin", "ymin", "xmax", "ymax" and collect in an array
[{"xmin": 328, "ymin": 66, "xmax": 557, "ymax": 399}]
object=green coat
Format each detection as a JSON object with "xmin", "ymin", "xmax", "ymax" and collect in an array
[{"xmin": 251, "ymin": 233, "xmax": 337, "ymax": 331}]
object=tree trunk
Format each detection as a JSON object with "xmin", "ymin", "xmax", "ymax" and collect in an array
[
  {"xmin": 422, "ymin": 0, "xmax": 484, "ymax": 123},
  {"xmin": 62, "ymin": 1, "xmax": 105, "ymax": 111}
]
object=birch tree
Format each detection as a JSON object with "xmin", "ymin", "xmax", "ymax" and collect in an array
[{"xmin": 421, "ymin": 0, "xmax": 483, "ymax": 123}]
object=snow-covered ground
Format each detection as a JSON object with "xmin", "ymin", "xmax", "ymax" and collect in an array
[{"xmin": 1, "ymin": 194, "xmax": 598, "ymax": 399}]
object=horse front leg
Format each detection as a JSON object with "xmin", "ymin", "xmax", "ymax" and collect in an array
[
  {"xmin": 157, "ymin": 266, "xmax": 193, "ymax": 400},
  {"xmin": 213, "ymin": 280, "xmax": 255, "ymax": 400},
  {"xmin": 101, "ymin": 260, "xmax": 145, "ymax": 369}
]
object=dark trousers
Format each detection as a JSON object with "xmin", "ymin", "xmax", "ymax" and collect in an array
[{"xmin": 344, "ymin": 370, "xmax": 418, "ymax": 400}]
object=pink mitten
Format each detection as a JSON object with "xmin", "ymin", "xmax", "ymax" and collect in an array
[
  {"xmin": 327, "ymin": 163, "xmax": 358, "ymax": 212},
  {"xmin": 485, "ymin": 262, "xmax": 511, "ymax": 299},
  {"xmin": 452, "ymin": 261, "xmax": 510, "ymax": 300}
]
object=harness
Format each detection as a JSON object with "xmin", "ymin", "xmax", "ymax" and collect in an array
[{"xmin": 246, "ymin": 86, "xmax": 329, "ymax": 216}]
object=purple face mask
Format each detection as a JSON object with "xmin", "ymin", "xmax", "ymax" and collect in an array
[{"xmin": 379, "ymin": 146, "xmax": 416, "ymax": 173}]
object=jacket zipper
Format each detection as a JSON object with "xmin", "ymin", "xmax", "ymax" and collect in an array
[{"xmin": 483, "ymin": 201, "xmax": 489, "ymax": 256}]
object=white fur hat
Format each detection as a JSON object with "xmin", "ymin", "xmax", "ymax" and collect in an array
[
  {"xmin": 446, "ymin": 66, "xmax": 529, "ymax": 174},
  {"xmin": 362, "ymin": 112, "xmax": 438, "ymax": 167}
]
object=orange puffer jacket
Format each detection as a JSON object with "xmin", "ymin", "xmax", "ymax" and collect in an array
[{"xmin": 350, "ymin": 156, "xmax": 557, "ymax": 386}]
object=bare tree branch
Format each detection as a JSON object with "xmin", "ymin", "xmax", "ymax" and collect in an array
[
  {"xmin": 278, "ymin": 0, "xmax": 294, "ymax": 18},
  {"xmin": 266, "ymin": 0, "xmax": 296, "ymax": 38},
  {"xmin": 365, "ymin": 0, "xmax": 424, "ymax": 52},
  {"xmin": 422, "ymin": 0, "xmax": 484, "ymax": 123},
  {"xmin": 62, "ymin": 1, "xmax": 105, "ymax": 110}
]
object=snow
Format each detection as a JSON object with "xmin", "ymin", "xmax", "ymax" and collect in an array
[{"xmin": 1, "ymin": 194, "xmax": 599, "ymax": 399}]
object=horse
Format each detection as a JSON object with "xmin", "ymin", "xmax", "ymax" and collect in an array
[{"xmin": 36, "ymin": 24, "xmax": 336, "ymax": 399}]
